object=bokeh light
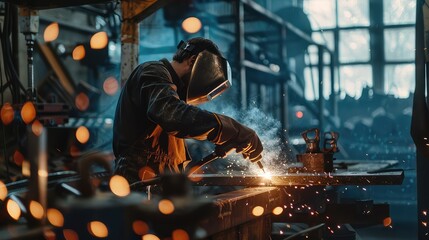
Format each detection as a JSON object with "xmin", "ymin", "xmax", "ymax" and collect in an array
[
  {"xmin": 172, "ymin": 229, "xmax": 189, "ymax": 240},
  {"xmin": 109, "ymin": 175, "xmax": 130, "ymax": 197},
  {"xmin": 181, "ymin": 17, "xmax": 202, "ymax": 34},
  {"xmin": 296, "ymin": 111, "xmax": 304, "ymax": 119},
  {"xmin": 31, "ymin": 119, "xmax": 44, "ymax": 136},
  {"xmin": 90, "ymin": 31, "xmax": 108, "ymax": 49},
  {"xmin": 21, "ymin": 101, "xmax": 36, "ymax": 124},
  {"xmin": 13, "ymin": 150, "xmax": 24, "ymax": 166},
  {"xmin": 47, "ymin": 208, "xmax": 64, "ymax": 227},
  {"xmin": 29, "ymin": 200, "xmax": 44, "ymax": 219},
  {"xmin": 88, "ymin": 221, "xmax": 108, "ymax": 238},
  {"xmin": 72, "ymin": 45, "xmax": 86, "ymax": 60},
  {"xmin": 142, "ymin": 234, "xmax": 160, "ymax": 240},
  {"xmin": 75, "ymin": 126, "xmax": 90, "ymax": 144},
  {"xmin": 158, "ymin": 199, "xmax": 175, "ymax": 215},
  {"xmin": 0, "ymin": 181, "xmax": 7, "ymax": 201},
  {"xmin": 69, "ymin": 144, "xmax": 81, "ymax": 157},
  {"xmin": 44, "ymin": 22, "xmax": 59, "ymax": 42},
  {"xmin": 38, "ymin": 169, "xmax": 48, "ymax": 178},
  {"xmin": 272, "ymin": 206, "xmax": 283, "ymax": 215},
  {"xmin": 383, "ymin": 217, "xmax": 392, "ymax": 227},
  {"xmin": 132, "ymin": 220, "xmax": 149, "ymax": 235},
  {"xmin": 1, "ymin": 103, "xmax": 14, "ymax": 125},
  {"xmin": 252, "ymin": 206, "xmax": 264, "ymax": 217},
  {"xmin": 43, "ymin": 229, "xmax": 56, "ymax": 240},
  {"xmin": 103, "ymin": 77, "xmax": 119, "ymax": 96},
  {"xmin": 63, "ymin": 229, "xmax": 79, "ymax": 240},
  {"xmin": 75, "ymin": 92, "xmax": 89, "ymax": 111},
  {"xmin": 6, "ymin": 199, "xmax": 21, "ymax": 220}
]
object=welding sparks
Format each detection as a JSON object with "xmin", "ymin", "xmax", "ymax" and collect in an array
[{"xmin": 260, "ymin": 171, "xmax": 272, "ymax": 180}]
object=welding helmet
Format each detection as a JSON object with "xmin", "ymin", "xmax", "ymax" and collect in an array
[{"xmin": 176, "ymin": 40, "xmax": 232, "ymax": 105}]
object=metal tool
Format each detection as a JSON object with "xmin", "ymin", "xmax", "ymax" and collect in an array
[
  {"xmin": 187, "ymin": 144, "xmax": 265, "ymax": 175},
  {"xmin": 301, "ymin": 128, "xmax": 321, "ymax": 153},
  {"xmin": 323, "ymin": 131, "xmax": 339, "ymax": 153},
  {"xmin": 297, "ymin": 128, "xmax": 340, "ymax": 173}
]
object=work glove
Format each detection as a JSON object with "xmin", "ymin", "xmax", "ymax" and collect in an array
[{"xmin": 212, "ymin": 113, "xmax": 263, "ymax": 162}]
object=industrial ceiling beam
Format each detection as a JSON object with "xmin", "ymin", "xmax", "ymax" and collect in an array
[{"xmin": 1, "ymin": 0, "xmax": 113, "ymax": 10}]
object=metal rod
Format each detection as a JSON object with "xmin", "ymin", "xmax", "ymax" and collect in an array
[{"xmin": 189, "ymin": 171, "xmax": 404, "ymax": 186}]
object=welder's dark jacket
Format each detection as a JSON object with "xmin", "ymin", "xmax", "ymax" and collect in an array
[{"xmin": 113, "ymin": 59, "xmax": 220, "ymax": 179}]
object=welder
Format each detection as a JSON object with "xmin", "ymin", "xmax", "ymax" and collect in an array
[{"xmin": 112, "ymin": 37, "xmax": 263, "ymax": 184}]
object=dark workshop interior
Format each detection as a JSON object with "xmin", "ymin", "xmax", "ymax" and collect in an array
[{"xmin": 0, "ymin": 0, "xmax": 424, "ymax": 239}]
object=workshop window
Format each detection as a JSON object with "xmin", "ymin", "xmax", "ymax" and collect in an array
[
  {"xmin": 383, "ymin": 0, "xmax": 416, "ymax": 24},
  {"xmin": 384, "ymin": 27, "xmax": 415, "ymax": 61},
  {"xmin": 340, "ymin": 65, "xmax": 372, "ymax": 99},
  {"xmin": 337, "ymin": 0, "xmax": 370, "ymax": 27},
  {"xmin": 304, "ymin": 0, "xmax": 416, "ymax": 99},
  {"xmin": 304, "ymin": 0, "xmax": 336, "ymax": 29},
  {"xmin": 339, "ymin": 29, "xmax": 370, "ymax": 63},
  {"xmin": 384, "ymin": 64, "xmax": 415, "ymax": 98}
]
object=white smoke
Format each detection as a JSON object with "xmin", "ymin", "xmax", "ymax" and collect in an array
[{"xmin": 203, "ymin": 103, "xmax": 294, "ymax": 175}]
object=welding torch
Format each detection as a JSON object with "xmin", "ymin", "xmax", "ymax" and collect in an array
[
  {"xmin": 130, "ymin": 147, "xmax": 265, "ymax": 189},
  {"xmin": 187, "ymin": 145, "xmax": 265, "ymax": 175}
]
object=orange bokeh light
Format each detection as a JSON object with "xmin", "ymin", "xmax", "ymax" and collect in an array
[
  {"xmin": 43, "ymin": 229, "xmax": 56, "ymax": 240},
  {"xmin": 29, "ymin": 200, "xmax": 44, "ymax": 219},
  {"xmin": 0, "ymin": 181, "xmax": 7, "ymax": 201},
  {"xmin": 252, "ymin": 206, "xmax": 264, "ymax": 217},
  {"xmin": 75, "ymin": 126, "xmax": 90, "ymax": 144},
  {"xmin": 72, "ymin": 45, "xmax": 86, "ymax": 61},
  {"xmin": 13, "ymin": 150, "xmax": 24, "ymax": 166},
  {"xmin": 132, "ymin": 220, "xmax": 149, "ymax": 235},
  {"xmin": 103, "ymin": 77, "xmax": 119, "ymax": 96},
  {"xmin": 31, "ymin": 120, "xmax": 44, "ymax": 136},
  {"xmin": 181, "ymin": 17, "xmax": 202, "ymax": 34},
  {"xmin": 172, "ymin": 229, "xmax": 189, "ymax": 240},
  {"xmin": 47, "ymin": 208, "xmax": 64, "ymax": 227},
  {"xmin": 295, "ymin": 111, "xmax": 304, "ymax": 119},
  {"xmin": 69, "ymin": 144, "xmax": 81, "ymax": 157},
  {"xmin": 109, "ymin": 175, "xmax": 130, "ymax": 197},
  {"xmin": 1, "ymin": 103, "xmax": 14, "ymax": 125},
  {"xmin": 63, "ymin": 229, "xmax": 79, "ymax": 240},
  {"xmin": 272, "ymin": 207, "xmax": 283, "ymax": 215},
  {"xmin": 142, "ymin": 234, "xmax": 160, "ymax": 240},
  {"xmin": 88, "ymin": 221, "xmax": 108, "ymax": 238},
  {"xmin": 158, "ymin": 199, "xmax": 175, "ymax": 215},
  {"xmin": 383, "ymin": 217, "xmax": 392, "ymax": 227},
  {"xmin": 75, "ymin": 92, "xmax": 89, "ymax": 111},
  {"xmin": 44, "ymin": 22, "xmax": 59, "ymax": 42},
  {"xmin": 90, "ymin": 32, "xmax": 108, "ymax": 49},
  {"xmin": 21, "ymin": 101, "xmax": 36, "ymax": 124},
  {"xmin": 6, "ymin": 199, "xmax": 21, "ymax": 220}
]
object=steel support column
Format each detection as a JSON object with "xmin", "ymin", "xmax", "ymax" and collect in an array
[
  {"xmin": 120, "ymin": 0, "xmax": 170, "ymax": 86},
  {"xmin": 234, "ymin": 0, "xmax": 247, "ymax": 110},
  {"xmin": 120, "ymin": 20, "xmax": 139, "ymax": 86}
]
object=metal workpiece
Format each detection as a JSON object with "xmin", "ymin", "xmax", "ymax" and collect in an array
[
  {"xmin": 189, "ymin": 170, "xmax": 404, "ymax": 187},
  {"xmin": 199, "ymin": 187, "xmax": 283, "ymax": 237}
]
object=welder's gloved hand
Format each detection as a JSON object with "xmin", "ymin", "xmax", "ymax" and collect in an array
[{"xmin": 212, "ymin": 114, "xmax": 263, "ymax": 162}]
